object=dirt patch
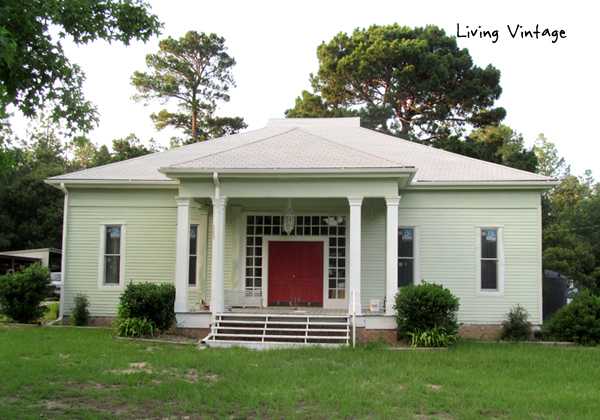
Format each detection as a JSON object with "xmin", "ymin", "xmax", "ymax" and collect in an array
[
  {"xmin": 482, "ymin": 409, "xmax": 508, "ymax": 418},
  {"xmin": 427, "ymin": 384, "xmax": 442, "ymax": 390},
  {"xmin": 415, "ymin": 412, "xmax": 455, "ymax": 419}
]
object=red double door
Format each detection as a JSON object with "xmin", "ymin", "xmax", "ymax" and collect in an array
[{"xmin": 268, "ymin": 241, "xmax": 323, "ymax": 307}]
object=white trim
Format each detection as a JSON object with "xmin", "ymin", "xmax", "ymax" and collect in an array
[
  {"xmin": 475, "ymin": 227, "xmax": 505, "ymax": 296},
  {"xmin": 385, "ymin": 196, "xmax": 400, "ymax": 315},
  {"xmin": 211, "ymin": 196, "xmax": 228, "ymax": 313},
  {"xmin": 348, "ymin": 197, "xmax": 363, "ymax": 315},
  {"xmin": 188, "ymin": 222, "xmax": 200, "ymax": 290},
  {"xmin": 174, "ymin": 198, "xmax": 193, "ymax": 312},
  {"xmin": 196, "ymin": 214, "xmax": 208, "ymax": 298},
  {"xmin": 97, "ymin": 221, "xmax": 126, "ymax": 291}
]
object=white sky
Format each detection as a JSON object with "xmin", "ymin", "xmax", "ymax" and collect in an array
[{"xmin": 11, "ymin": 0, "xmax": 599, "ymax": 178}]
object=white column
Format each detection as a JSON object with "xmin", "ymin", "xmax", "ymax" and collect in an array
[
  {"xmin": 348, "ymin": 197, "xmax": 363, "ymax": 315},
  {"xmin": 174, "ymin": 197, "xmax": 192, "ymax": 313},
  {"xmin": 385, "ymin": 196, "xmax": 401, "ymax": 315},
  {"xmin": 211, "ymin": 196, "xmax": 228, "ymax": 313}
]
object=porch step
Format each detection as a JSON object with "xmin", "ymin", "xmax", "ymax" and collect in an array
[{"xmin": 203, "ymin": 313, "xmax": 351, "ymax": 349}]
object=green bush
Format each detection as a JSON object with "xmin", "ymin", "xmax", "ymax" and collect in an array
[
  {"xmin": 549, "ymin": 291, "xmax": 600, "ymax": 345},
  {"xmin": 499, "ymin": 304, "xmax": 532, "ymax": 341},
  {"xmin": 118, "ymin": 282, "xmax": 175, "ymax": 331},
  {"xmin": 0, "ymin": 263, "xmax": 51, "ymax": 323},
  {"xmin": 394, "ymin": 281, "xmax": 460, "ymax": 343},
  {"xmin": 71, "ymin": 293, "xmax": 90, "ymax": 326},
  {"xmin": 113, "ymin": 315, "xmax": 155, "ymax": 338},
  {"xmin": 407, "ymin": 325, "xmax": 458, "ymax": 348}
]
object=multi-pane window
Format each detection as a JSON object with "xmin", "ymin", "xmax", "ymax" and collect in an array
[
  {"xmin": 481, "ymin": 229, "xmax": 498, "ymax": 290},
  {"xmin": 245, "ymin": 215, "xmax": 347, "ymax": 299},
  {"xmin": 398, "ymin": 228, "xmax": 414, "ymax": 287},
  {"xmin": 189, "ymin": 225, "xmax": 198, "ymax": 286},
  {"xmin": 104, "ymin": 226, "xmax": 121, "ymax": 284}
]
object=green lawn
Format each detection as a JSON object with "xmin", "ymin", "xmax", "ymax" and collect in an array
[{"xmin": 0, "ymin": 325, "xmax": 598, "ymax": 419}]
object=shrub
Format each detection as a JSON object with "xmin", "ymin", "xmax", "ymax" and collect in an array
[
  {"xmin": 549, "ymin": 291, "xmax": 600, "ymax": 345},
  {"xmin": 118, "ymin": 282, "xmax": 176, "ymax": 331},
  {"xmin": 499, "ymin": 304, "xmax": 532, "ymax": 341},
  {"xmin": 407, "ymin": 325, "xmax": 458, "ymax": 348},
  {"xmin": 71, "ymin": 293, "xmax": 90, "ymax": 326},
  {"xmin": 394, "ymin": 281, "xmax": 460, "ymax": 344},
  {"xmin": 0, "ymin": 263, "xmax": 51, "ymax": 323},
  {"xmin": 113, "ymin": 315, "xmax": 155, "ymax": 338}
]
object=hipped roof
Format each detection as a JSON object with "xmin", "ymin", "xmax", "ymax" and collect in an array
[{"xmin": 47, "ymin": 118, "xmax": 554, "ymax": 184}]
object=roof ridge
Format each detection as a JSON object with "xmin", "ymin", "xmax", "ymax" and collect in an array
[
  {"xmin": 352, "ymin": 127, "xmax": 554, "ymax": 181},
  {"xmin": 165, "ymin": 127, "xmax": 297, "ymax": 169},
  {"xmin": 294, "ymin": 127, "xmax": 409, "ymax": 167}
]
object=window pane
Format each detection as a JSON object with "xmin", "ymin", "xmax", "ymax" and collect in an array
[
  {"xmin": 482, "ymin": 230, "xmax": 497, "ymax": 258},
  {"xmin": 189, "ymin": 226, "xmax": 198, "ymax": 255},
  {"xmin": 398, "ymin": 259, "xmax": 413, "ymax": 287},
  {"xmin": 105, "ymin": 256, "xmax": 120, "ymax": 284},
  {"xmin": 398, "ymin": 229, "xmax": 413, "ymax": 258},
  {"xmin": 105, "ymin": 227, "xmax": 120, "ymax": 254},
  {"xmin": 481, "ymin": 260, "xmax": 497, "ymax": 289},
  {"xmin": 188, "ymin": 256, "xmax": 197, "ymax": 286}
]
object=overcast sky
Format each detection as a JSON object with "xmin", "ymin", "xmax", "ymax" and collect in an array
[{"xmin": 11, "ymin": 0, "xmax": 598, "ymax": 178}]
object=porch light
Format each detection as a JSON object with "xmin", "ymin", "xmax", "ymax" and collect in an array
[{"xmin": 283, "ymin": 198, "xmax": 295, "ymax": 234}]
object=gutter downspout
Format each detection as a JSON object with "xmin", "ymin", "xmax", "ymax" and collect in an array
[
  {"xmin": 49, "ymin": 183, "xmax": 68, "ymax": 325},
  {"xmin": 213, "ymin": 172, "xmax": 220, "ymax": 200}
]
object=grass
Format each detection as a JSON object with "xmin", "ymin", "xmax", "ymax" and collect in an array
[{"xmin": 0, "ymin": 326, "xmax": 599, "ymax": 419}]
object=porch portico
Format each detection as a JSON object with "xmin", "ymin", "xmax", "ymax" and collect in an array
[{"xmin": 165, "ymin": 174, "xmax": 412, "ymax": 319}]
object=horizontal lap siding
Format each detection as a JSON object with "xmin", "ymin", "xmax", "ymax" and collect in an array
[
  {"xmin": 361, "ymin": 200, "xmax": 386, "ymax": 310},
  {"xmin": 64, "ymin": 190, "xmax": 178, "ymax": 317},
  {"xmin": 398, "ymin": 205, "xmax": 541, "ymax": 324}
]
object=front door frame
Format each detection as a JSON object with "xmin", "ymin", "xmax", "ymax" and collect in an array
[{"xmin": 262, "ymin": 235, "xmax": 345, "ymax": 309}]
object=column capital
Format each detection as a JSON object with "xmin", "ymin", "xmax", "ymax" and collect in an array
[
  {"xmin": 385, "ymin": 196, "xmax": 401, "ymax": 206},
  {"xmin": 211, "ymin": 196, "xmax": 229, "ymax": 207},
  {"xmin": 348, "ymin": 197, "xmax": 364, "ymax": 206}
]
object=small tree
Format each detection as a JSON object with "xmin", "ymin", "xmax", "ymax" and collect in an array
[
  {"xmin": 394, "ymin": 281, "xmax": 460, "ymax": 343},
  {"xmin": 499, "ymin": 304, "xmax": 532, "ymax": 341},
  {"xmin": 71, "ymin": 293, "xmax": 91, "ymax": 326},
  {"xmin": 0, "ymin": 263, "xmax": 50, "ymax": 323}
]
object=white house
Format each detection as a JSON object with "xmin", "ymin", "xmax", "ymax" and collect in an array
[{"xmin": 46, "ymin": 118, "xmax": 556, "ymax": 343}]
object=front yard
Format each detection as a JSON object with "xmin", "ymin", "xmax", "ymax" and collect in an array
[{"xmin": 0, "ymin": 325, "xmax": 598, "ymax": 419}]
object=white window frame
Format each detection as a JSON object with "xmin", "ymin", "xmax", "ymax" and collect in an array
[
  {"xmin": 475, "ymin": 226, "xmax": 505, "ymax": 296},
  {"xmin": 188, "ymin": 217, "xmax": 208, "ymax": 291},
  {"xmin": 398, "ymin": 226, "xmax": 420, "ymax": 287},
  {"xmin": 98, "ymin": 221, "xmax": 126, "ymax": 291},
  {"xmin": 188, "ymin": 224, "xmax": 199, "ymax": 288}
]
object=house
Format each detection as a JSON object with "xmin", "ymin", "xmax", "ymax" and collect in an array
[
  {"xmin": 0, "ymin": 248, "xmax": 62, "ymax": 275},
  {"xmin": 46, "ymin": 118, "xmax": 556, "ymax": 342}
]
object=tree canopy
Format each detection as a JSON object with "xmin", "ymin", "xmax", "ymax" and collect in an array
[
  {"xmin": 0, "ymin": 115, "xmax": 158, "ymax": 252},
  {"xmin": 286, "ymin": 24, "xmax": 505, "ymax": 143},
  {"xmin": 433, "ymin": 125, "xmax": 538, "ymax": 173},
  {"xmin": 0, "ymin": 0, "xmax": 162, "ymax": 133},
  {"xmin": 131, "ymin": 31, "xmax": 246, "ymax": 143}
]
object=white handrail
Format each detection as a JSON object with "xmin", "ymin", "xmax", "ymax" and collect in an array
[{"xmin": 352, "ymin": 289, "xmax": 356, "ymax": 348}]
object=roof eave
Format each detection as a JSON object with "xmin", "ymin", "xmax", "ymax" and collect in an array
[
  {"xmin": 158, "ymin": 166, "xmax": 418, "ymax": 180},
  {"xmin": 409, "ymin": 180, "xmax": 559, "ymax": 190}
]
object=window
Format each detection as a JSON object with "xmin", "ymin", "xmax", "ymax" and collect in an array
[
  {"xmin": 398, "ymin": 228, "xmax": 414, "ymax": 287},
  {"xmin": 189, "ymin": 225, "xmax": 198, "ymax": 286},
  {"xmin": 98, "ymin": 223, "xmax": 125, "ymax": 289},
  {"xmin": 477, "ymin": 227, "xmax": 504, "ymax": 294}
]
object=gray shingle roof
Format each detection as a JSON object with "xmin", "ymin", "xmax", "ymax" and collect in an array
[{"xmin": 48, "ymin": 118, "xmax": 553, "ymax": 183}]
